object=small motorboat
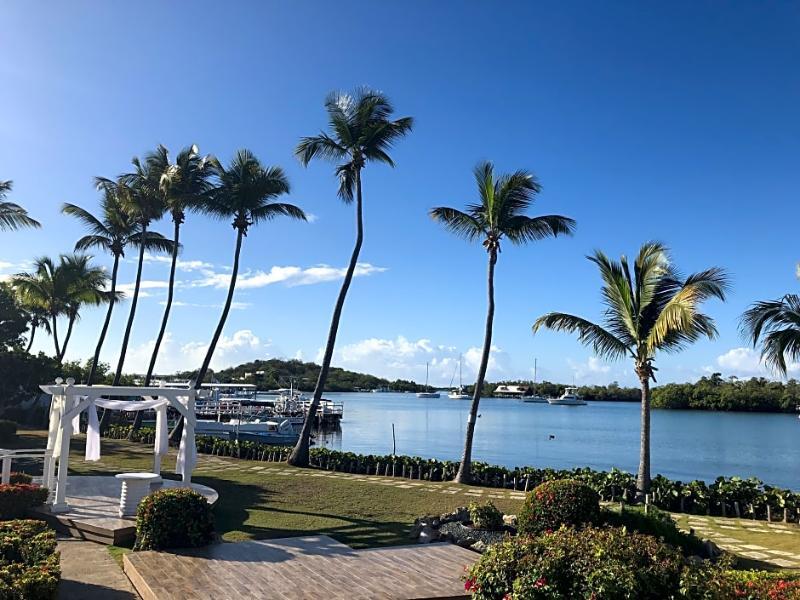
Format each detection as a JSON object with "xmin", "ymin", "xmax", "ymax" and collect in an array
[{"xmin": 547, "ymin": 387, "xmax": 587, "ymax": 406}]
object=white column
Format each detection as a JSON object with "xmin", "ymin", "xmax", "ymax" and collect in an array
[{"xmin": 52, "ymin": 399, "xmax": 74, "ymax": 513}]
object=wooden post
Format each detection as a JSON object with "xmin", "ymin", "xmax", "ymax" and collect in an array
[
  {"xmin": 721, "ymin": 502, "xmax": 727, "ymax": 518},
  {"xmin": 644, "ymin": 494, "xmax": 650, "ymax": 515},
  {"xmin": 402, "ymin": 465, "xmax": 406, "ymax": 478},
  {"xmin": 679, "ymin": 497, "xmax": 685, "ymax": 513},
  {"xmin": 766, "ymin": 505, "xmax": 772, "ymax": 522},
  {"xmin": 734, "ymin": 501, "xmax": 741, "ymax": 518},
  {"xmin": 784, "ymin": 507, "xmax": 789, "ymax": 523},
  {"xmin": 524, "ymin": 476, "xmax": 530, "ymax": 492},
  {"xmin": 0, "ymin": 456, "xmax": 10, "ymax": 485}
]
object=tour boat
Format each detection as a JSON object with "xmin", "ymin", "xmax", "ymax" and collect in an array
[
  {"xmin": 196, "ymin": 418, "xmax": 300, "ymax": 443},
  {"xmin": 547, "ymin": 387, "xmax": 587, "ymax": 406},
  {"xmin": 448, "ymin": 354, "xmax": 470, "ymax": 399},
  {"xmin": 416, "ymin": 362, "xmax": 440, "ymax": 398}
]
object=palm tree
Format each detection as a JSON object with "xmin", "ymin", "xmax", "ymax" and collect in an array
[
  {"xmin": 741, "ymin": 294, "xmax": 800, "ymax": 377},
  {"xmin": 62, "ymin": 184, "xmax": 171, "ymax": 383},
  {"xmin": 532, "ymin": 242, "xmax": 728, "ymax": 497},
  {"xmin": 19, "ymin": 302, "xmax": 51, "ymax": 353},
  {"xmin": 57, "ymin": 254, "xmax": 116, "ymax": 362},
  {"xmin": 194, "ymin": 149, "xmax": 305, "ymax": 386},
  {"xmin": 11, "ymin": 254, "xmax": 113, "ymax": 362},
  {"xmin": 0, "ymin": 180, "xmax": 40, "ymax": 231},
  {"xmin": 431, "ymin": 161, "xmax": 575, "ymax": 483},
  {"xmin": 143, "ymin": 144, "xmax": 216, "ymax": 387},
  {"xmin": 288, "ymin": 88, "xmax": 413, "ymax": 467},
  {"xmin": 103, "ymin": 151, "xmax": 170, "ymax": 387}
]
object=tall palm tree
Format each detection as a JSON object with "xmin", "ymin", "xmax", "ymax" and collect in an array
[
  {"xmin": 62, "ymin": 184, "xmax": 171, "ymax": 383},
  {"xmin": 0, "ymin": 180, "xmax": 40, "ymax": 231},
  {"xmin": 19, "ymin": 302, "xmax": 51, "ymax": 353},
  {"xmin": 741, "ymin": 294, "xmax": 800, "ymax": 377},
  {"xmin": 194, "ymin": 149, "xmax": 305, "ymax": 386},
  {"xmin": 288, "ymin": 88, "xmax": 413, "ymax": 467},
  {"xmin": 431, "ymin": 161, "xmax": 575, "ymax": 483},
  {"xmin": 532, "ymin": 242, "xmax": 728, "ymax": 497},
  {"xmin": 103, "ymin": 151, "xmax": 170, "ymax": 387},
  {"xmin": 57, "ymin": 254, "xmax": 116, "ymax": 362},
  {"xmin": 143, "ymin": 144, "xmax": 216, "ymax": 387}
]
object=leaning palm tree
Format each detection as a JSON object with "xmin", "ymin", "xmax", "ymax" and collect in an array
[
  {"xmin": 288, "ymin": 88, "xmax": 413, "ymax": 467},
  {"xmin": 56, "ymin": 254, "xmax": 116, "ymax": 362},
  {"xmin": 741, "ymin": 294, "xmax": 800, "ymax": 377},
  {"xmin": 194, "ymin": 149, "xmax": 305, "ymax": 387},
  {"xmin": 533, "ymin": 242, "xmax": 728, "ymax": 497},
  {"xmin": 63, "ymin": 184, "xmax": 171, "ymax": 383},
  {"xmin": 0, "ymin": 180, "xmax": 40, "ymax": 231},
  {"xmin": 431, "ymin": 161, "xmax": 575, "ymax": 483},
  {"xmin": 19, "ymin": 301, "xmax": 51, "ymax": 353},
  {"xmin": 143, "ymin": 144, "xmax": 216, "ymax": 387}
]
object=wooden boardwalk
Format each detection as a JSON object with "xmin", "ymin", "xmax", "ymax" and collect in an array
[{"xmin": 124, "ymin": 535, "xmax": 477, "ymax": 599}]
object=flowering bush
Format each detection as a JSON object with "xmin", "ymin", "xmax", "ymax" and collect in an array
[
  {"xmin": 134, "ymin": 488, "xmax": 214, "ymax": 551},
  {"xmin": 0, "ymin": 484, "xmax": 48, "ymax": 519},
  {"xmin": 465, "ymin": 526, "xmax": 685, "ymax": 599},
  {"xmin": 469, "ymin": 501, "xmax": 505, "ymax": 531},
  {"xmin": 517, "ymin": 479, "xmax": 600, "ymax": 535},
  {"xmin": 0, "ymin": 520, "xmax": 60, "ymax": 600}
]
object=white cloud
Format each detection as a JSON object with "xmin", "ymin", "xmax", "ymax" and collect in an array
[
  {"xmin": 126, "ymin": 329, "xmax": 269, "ymax": 373},
  {"xmin": 305, "ymin": 213, "xmax": 318, "ymax": 223},
  {"xmin": 116, "ymin": 280, "xmax": 169, "ymax": 298},
  {"xmin": 192, "ymin": 262, "xmax": 387, "ymax": 290},
  {"xmin": 710, "ymin": 347, "xmax": 800, "ymax": 378},
  {"xmin": 141, "ymin": 253, "xmax": 215, "ymax": 272},
  {"xmin": 320, "ymin": 335, "xmax": 508, "ymax": 385},
  {"xmin": 159, "ymin": 300, "xmax": 251, "ymax": 310},
  {"xmin": 567, "ymin": 356, "xmax": 612, "ymax": 381}
]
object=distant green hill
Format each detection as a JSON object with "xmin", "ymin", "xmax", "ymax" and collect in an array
[{"xmin": 174, "ymin": 358, "xmax": 423, "ymax": 393}]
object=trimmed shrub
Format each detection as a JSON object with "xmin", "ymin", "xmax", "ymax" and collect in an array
[
  {"xmin": 135, "ymin": 488, "xmax": 214, "ymax": 551},
  {"xmin": 602, "ymin": 505, "xmax": 705, "ymax": 556},
  {"xmin": 465, "ymin": 526, "xmax": 685, "ymax": 600},
  {"xmin": 6, "ymin": 474, "xmax": 31, "ymax": 486},
  {"xmin": 680, "ymin": 560, "xmax": 800, "ymax": 599},
  {"xmin": 0, "ymin": 485, "xmax": 48, "ymax": 519},
  {"xmin": 469, "ymin": 501, "xmax": 504, "ymax": 531},
  {"xmin": 0, "ymin": 519, "xmax": 60, "ymax": 600},
  {"xmin": 0, "ymin": 422, "xmax": 17, "ymax": 444},
  {"xmin": 517, "ymin": 479, "xmax": 600, "ymax": 535}
]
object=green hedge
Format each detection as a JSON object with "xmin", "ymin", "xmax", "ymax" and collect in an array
[
  {"xmin": 0, "ymin": 485, "xmax": 49, "ymax": 520},
  {"xmin": 0, "ymin": 520, "xmax": 60, "ymax": 600},
  {"xmin": 518, "ymin": 479, "xmax": 600, "ymax": 535},
  {"xmin": 0, "ymin": 422, "xmax": 16, "ymax": 444},
  {"xmin": 104, "ymin": 425, "xmax": 800, "ymax": 523},
  {"xmin": 134, "ymin": 488, "xmax": 215, "ymax": 551}
]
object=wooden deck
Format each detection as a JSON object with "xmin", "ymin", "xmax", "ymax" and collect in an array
[{"xmin": 123, "ymin": 535, "xmax": 477, "ymax": 599}]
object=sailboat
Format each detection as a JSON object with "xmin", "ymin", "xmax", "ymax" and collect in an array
[
  {"xmin": 416, "ymin": 362, "xmax": 440, "ymax": 398},
  {"xmin": 523, "ymin": 358, "xmax": 548, "ymax": 403},
  {"xmin": 448, "ymin": 354, "xmax": 470, "ymax": 399}
]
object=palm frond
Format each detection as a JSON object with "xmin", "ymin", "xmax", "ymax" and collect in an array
[
  {"xmin": 503, "ymin": 214, "xmax": 576, "ymax": 244},
  {"xmin": 533, "ymin": 312, "xmax": 631, "ymax": 360},
  {"xmin": 295, "ymin": 133, "xmax": 348, "ymax": 166},
  {"xmin": 250, "ymin": 202, "xmax": 306, "ymax": 224},
  {"xmin": 429, "ymin": 207, "xmax": 484, "ymax": 242},
  {"xmin": 129, "ymin": 231, "xmax": 178, "ymax": 254},
  {"xmin": 740, "ymin": 294, "xmax": 800, "ymax": 376},
  {"xmin": 0, "ymin": 201, "xmax": 41, "ymax": 231},
  {"xmin": 62, "ymin": 203, "xmax": 109, "ymax": 237}
]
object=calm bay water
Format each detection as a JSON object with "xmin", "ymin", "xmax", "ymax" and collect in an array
[{"xmin": 312, "ymin": 392, "xmax": 799, "ymax": 489}]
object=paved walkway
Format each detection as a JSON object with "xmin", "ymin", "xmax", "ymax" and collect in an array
[
  {"xmin": 680, "ymin": 515, "xmax": 800, "ymax": 569},
  {"xmin": 57, "ymin": 537, "xmax": 138, "ymax": 599}
]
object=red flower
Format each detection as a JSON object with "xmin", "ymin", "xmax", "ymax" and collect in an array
[
  {"xmin": 464, "ymin": 577, "xmax": 479, "ymax": 592},
  {"xmin": 534, "ymin": 577, "xmax": 547, "ymax": 589}
]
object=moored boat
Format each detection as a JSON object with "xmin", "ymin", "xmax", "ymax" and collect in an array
[{"xmin": 547, "ymin": 387, "xmax": 586, "ymax": 406}]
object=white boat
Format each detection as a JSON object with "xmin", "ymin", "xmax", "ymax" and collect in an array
[
  {"xmin": 196, "ymin": 418, "xmax": 299, "ymax": 443},
  {"xmin": 448, "ymin": 354, "xmax": 470, "ymax": 399},
  {"xmin": 523, "ymin": 358, "xmax": 548, "ymax": 403},
  {"xmin": 547, "ymin": 386, "xmax": 587, "ymax": 406},
  {"xmin": 416, "ymin": 362, "xmax": 440, "ymax": 398}
]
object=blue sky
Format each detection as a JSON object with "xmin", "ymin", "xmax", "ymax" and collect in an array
[{"xmin": 1, "ymin": 1, "xmax": 798, "ymax": 386}]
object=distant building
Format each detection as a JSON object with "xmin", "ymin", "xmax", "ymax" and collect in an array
[{"xmin": 493, "ymin": 384, "xmax": 529, "ymax": 397}]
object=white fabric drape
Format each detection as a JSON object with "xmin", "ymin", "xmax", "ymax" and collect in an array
[
  {"xmin": 47, "ymin": 395, "xmax": 63, "ymax": 457},
  {"xmin": 85, "ymin": 404, "xmax": 100, "ymax": 461},
  {"xmin": 154, "ymin": 405, "xmax": 168, "ymax": 457},
  {"xmin": 82, "ymin": 398, "xmax": 169, "ymax": 462}
]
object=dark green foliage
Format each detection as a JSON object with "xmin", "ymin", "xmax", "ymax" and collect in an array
[
  {"xmin": 0, "ymin": 285, "xmax": 27, "ymax": 352},
  {"xmin": 652, "ymin": 372, "xmax": 800, "ymax": 413},
  {"xmin": 0, "ymin": 422, "xmax": 16, "ymax": 443},
  {"xmin": 0, "ymin": 484, "xmax": 49, "ymax": 519},
  {"xmin": 601, "ymin": 505, "xmax": 704, "ymax": 556},
  {"xmin": 0, "ymin": 519, "xmax": 60, "ymax": 600},
  {"xmin": 465, "ymin": 526, "xmax": 685, "ymax": 600},
  {"xmin": 5, "ymin": 475, "xmax": 30, "ymax": 486},
  {"xmin": 468, "ymin": 501, "xmax": 504, "ymax": 531},
  {"xmin": 134, "ymin": 488, "xmax": 214, "ymax": 551},
  {"xmin": 679, "ymin": 559, "xmax": 800, "ymax": 599},
  {"xmin": 517, "ymin": 479, "xmax": 600, "ymax": 535}
]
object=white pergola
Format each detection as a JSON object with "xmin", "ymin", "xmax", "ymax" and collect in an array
[{"xmin": 40, "ymin": 378, "xmax": 203, "ymax": 513}]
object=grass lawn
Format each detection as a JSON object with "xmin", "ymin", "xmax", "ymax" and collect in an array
[{"xmin": 12, "ymin": 431, "xmax": 524, "ymax": 548}]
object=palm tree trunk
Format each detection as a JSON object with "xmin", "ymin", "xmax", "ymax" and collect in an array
[
  {"xmin": 25, "ymin": 326, "xmax": 36, "ymax": 353},
  {"xmin": 51, "ymin": 313, "xmax": 61, "ymax": 362},
  {"xmin": 289, "ymin": 169, "xmax": 364, "ymax": 467},
  {"xmin": 59, "ymin": 313, "xmax": 76, "ymax": 362},
  {"xmin": 87, "ymin": 254, "xmax": 120, "ymax": 385},
  {"xmin": 194, "ymin": 227, "xmax": 243, "ymax": 388},
  {"xmin": 132, "ymin": 220, "xmax": 180, "ymax": 436},
  {"xmin": 102, "ymin": 225, "xmax": 146, "ymax": 433},
  {"xmin": 636, "ymin": 375, "xmax": 651, "ymax": 499},
  {"xmin": 454, "ymin": 249, "xmax": 496, "ymax": 484}
]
